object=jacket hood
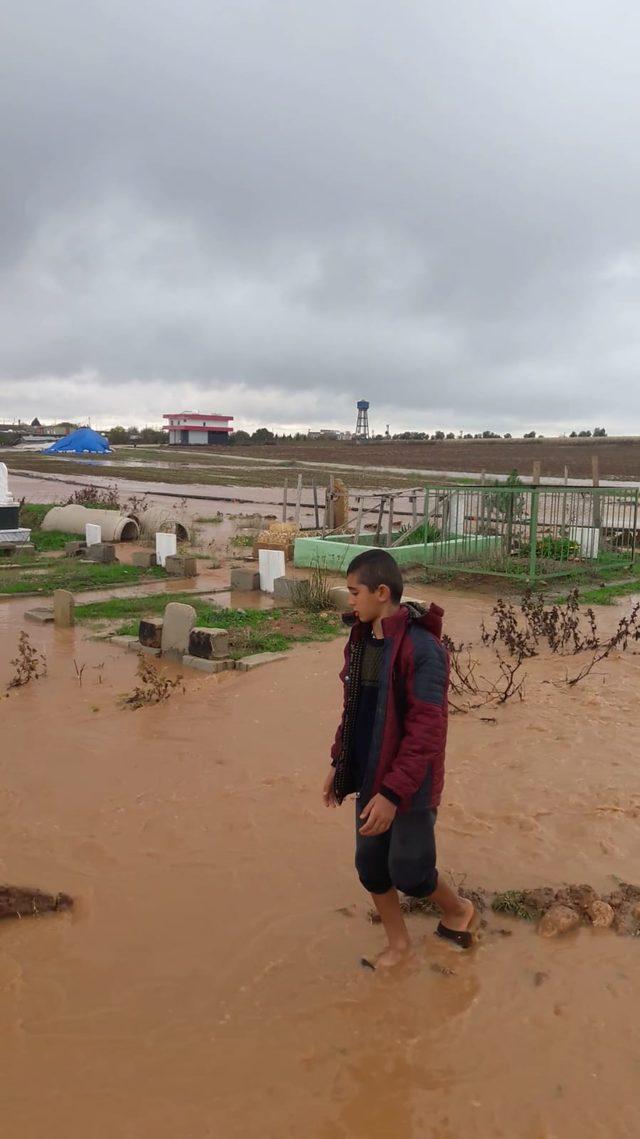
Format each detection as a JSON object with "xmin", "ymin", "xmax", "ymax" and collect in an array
[{"xmin": 342, "ymin": 599, "xmax": 444, "ymax": 640}]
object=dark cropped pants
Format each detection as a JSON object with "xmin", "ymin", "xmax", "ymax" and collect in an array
[{"xmin": 355, "ymin": 800, "xmax": 438, "ymax": 897}]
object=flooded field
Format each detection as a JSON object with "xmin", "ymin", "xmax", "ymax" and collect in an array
[{"xmin": 1, "ymin": 577, "xmax": 639, "ymax": 1137}]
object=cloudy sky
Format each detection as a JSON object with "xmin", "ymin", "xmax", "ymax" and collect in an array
[{"xmin": 2, "ymin": 1, "xmax": 640, "ymax": 435}]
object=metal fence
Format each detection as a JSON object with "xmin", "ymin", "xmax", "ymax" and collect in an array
[{"xmin": 422, "ymin": 484, "xmax": 639, "ymax": 582}]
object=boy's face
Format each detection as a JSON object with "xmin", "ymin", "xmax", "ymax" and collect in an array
[{"xmin": 346, "ymin": 572, "xmax": 390, "ymax": 623}]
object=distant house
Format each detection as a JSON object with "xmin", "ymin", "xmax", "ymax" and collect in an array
[{"xmin": 163, "ymin": 412, "xmax": 234, "ymax": 446}]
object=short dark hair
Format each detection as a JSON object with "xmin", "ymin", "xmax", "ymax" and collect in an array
[{"xmin": 347, "ymin": 548, "xmax": 404, "ymax": 603}]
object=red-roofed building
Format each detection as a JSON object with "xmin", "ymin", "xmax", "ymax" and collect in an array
[{"xmin": 163, "ymin": 412, "xmax": 234, "ymax": 446}]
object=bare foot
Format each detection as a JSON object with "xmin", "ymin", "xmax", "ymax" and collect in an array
[
  {"xmin": 372, "ymin": 942, "xmax": 413, "ymax": 969},
  {"xmin": 440, "ymin": 897, "xmax": 475, "ymax": 933}
]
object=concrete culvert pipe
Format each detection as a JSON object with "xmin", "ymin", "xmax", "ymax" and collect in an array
[
  {"xmin": 41, "ymin": 505, "xmax": 140, "ymax": 541},
  {"xmin": 132, "ymin": 507, "xmax": 190, "ymax": 543}
]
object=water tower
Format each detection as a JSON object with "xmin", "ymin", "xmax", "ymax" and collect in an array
[{"xmin": 355, "ymin": 400, "xmax": 370, "ymax": 442}]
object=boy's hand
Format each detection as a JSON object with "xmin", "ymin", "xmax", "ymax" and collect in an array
[
  {"xmin": 358, "ymin": 794, "xmax": 397, "ymax": 836},
  {"xmin": 322, "ymin": 767, "xmax": 338, "ymax": 807}
]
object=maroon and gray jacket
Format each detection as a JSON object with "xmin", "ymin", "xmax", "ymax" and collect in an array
[{"xmin": 330, "ymin": 601, "xmax": 449, "ymax": 812}]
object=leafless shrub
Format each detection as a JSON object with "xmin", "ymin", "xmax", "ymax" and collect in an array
[
  {"xmin": 564, "ymin": 602, "xmax": 640, "ymax": 686},
  {"xmin": 122, "ymin": 656, "xmax": 184, "ymax": 709},
  {"xmin": 290, "ymin": 563, "xmax": 334, "ymax": 612},
  {"xmin": 73, "ymin": 660, "xmax": 86, "ymax": 686},
  {"xmin": 65, "ymin": 483, "xmax": 121, "ymax": 509},
  {"xmin": 481, "ymin": 589, "xmax": 601, "ymax": 657},
  {"xmin": 7, "ymin": 632, "xmax": 47, "ymax": 690},
  {"xmin": 443, "ymin": 635, "xmax": 526, "ymax": 712}
]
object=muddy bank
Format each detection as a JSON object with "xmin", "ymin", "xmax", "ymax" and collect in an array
[{"xmin": 1, "ymin": 583, "xmax": 639, "ymax": 1137}]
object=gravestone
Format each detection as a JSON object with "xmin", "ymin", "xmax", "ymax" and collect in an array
[
  {"xmin": 258, "ymin": 548, "xmax": 285, "ymax": 593},
  {"xmin": 161, "ymin": 602, "xmax": 196, "ymax": 657},
  {"xmin": 230, "ymin": 566, "xmax": 260, "ymax": 591},
  {"xmin": 156, "ymin": 532, "xmax": 177, "ymax": 567},
  {"xmin": 0, "ymin": 462, "xmax": 29, "ymax": 542},
  {"xmin": 85, "ymin": 523, "xmax": 102, "ymax": 546},
  {"xmin": 53, "ymin": 589, "xmax": 75, "ymax": 628},
  {"xmin": 188, "ymin": 627, "xmax": 230, "ymax": 659}
]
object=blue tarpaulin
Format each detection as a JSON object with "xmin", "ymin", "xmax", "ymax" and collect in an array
[{"xmin": 44, "ymin": 428, "xmax": 112, "ymax": 454}]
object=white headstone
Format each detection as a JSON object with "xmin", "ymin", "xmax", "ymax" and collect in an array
[
  {"xmin": 85, "ymin": 523, "xmax": 102, "ymax": 546},
  {"xmin": 156, "ymin": 531, "xmax": 177, "ymax": 567},
  {"xmin": 259, "ymin": 548, "xmax": 286, "ymax": 593},
  {"xmin": 0, "ymin": 462, "xmax": 14, "ymax": 505}
]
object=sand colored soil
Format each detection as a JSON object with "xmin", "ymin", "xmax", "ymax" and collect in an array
[{"xmin": 1, "ymin": 584, "xmax": 640, "ymax": 1138}]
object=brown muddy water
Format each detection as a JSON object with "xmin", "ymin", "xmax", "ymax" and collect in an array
[{"xmin": 1, "ymin": 586, "xmax": 640, "ymax": 1138}]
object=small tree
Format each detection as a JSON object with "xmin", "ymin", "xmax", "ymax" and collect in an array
[
  {"xmin": 251, "ymin": 427, "xmax": 275, "ymax": 445},
  {"xmin": 108, "ymin": 426, "xmax": 129, "ymax": 444},
  {"xmin": 232, "ymin": 429, "xmax": 251, "ymax": 444}
]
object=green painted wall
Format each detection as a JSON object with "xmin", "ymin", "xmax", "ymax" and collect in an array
[{"xmin": 294, "ymin": 536, "xmax": 500, "ymax": 571}]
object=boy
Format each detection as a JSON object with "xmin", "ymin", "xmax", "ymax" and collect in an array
[{"xmin": 323, "ymin": 548, "xmax": 476, "ymax": 968}]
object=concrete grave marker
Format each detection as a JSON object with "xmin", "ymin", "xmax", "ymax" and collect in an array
[
  {"xmin": 85, "ymin": 523, "xmax": 102, "ymax": 546},
  {"xmin": 161, "ymin": 602, "xmax": 196, "ymax": 657},
  {"xmin": 53, "ymin": 589, "xmax": 75, "ymax": 628},
  {"xmin": 156, "ymin": 532, "xmax": 177, "ymax": 567},
  {"xmin": 0, "ymin": 462, "xmax": 12, "ymax": 505},
  {"xmin": 259, "ymin": 548, "xmax": 285, "ymax": 593}
]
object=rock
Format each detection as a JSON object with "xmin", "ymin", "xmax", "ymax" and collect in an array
[
  {"xmin": 230, "ymin": 567, "xmax": 260, "ymax": 591},
  {"xmin": 53, "ymin": 589, "xmax": 75, "ymax": 628},
  {"xmin": 131, "ymin": 550, "xmax": 157, "ymax": 568},
  {"xmin": 110, "ymin": 635, "xmax": 139, "ymax": 649},
  {"xmin": 587, "ymin": 900, "xmax": 615, "ymax": 928},
  {"xmin": 328, "ymin": 586, "xmax": 350, "ymax": 612},
  {"xmin": 538, "ymin": 904, "xmax": 581, "ymax": 938},
  {"xmin": 139, "ymin": 619, "xmax": 163, "ymax": 648},
  {"xmin": 85, "ymin": 542, "xmax": 117, "ymax": 564},
  {"xmin": 273, "ymin": 575, "xmax": 299, "ymax": 603},
  {"xmin": 188, "ymin": 626, "xmax": 230, "ymax": 659},
  {"xmin": 160, "ymin": 602, "xmax": 196, "ymax": 658},
  {"xmin": 165, "ymin": 554, "xmax": 197, "ymax": 577}
]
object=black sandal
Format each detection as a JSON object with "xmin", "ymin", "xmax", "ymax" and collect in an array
[{"xmin": 435, "ymin": 906, "xmax": 479, "ymax": 950}]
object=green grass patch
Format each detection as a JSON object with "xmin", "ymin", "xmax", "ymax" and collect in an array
[
  {"xmin": 0, "ymin": 562, "xmax": 166, "ymax": 596},
  {"xmin": 75, "ymin": 593, "xmax": 343, "ymax": 658}
]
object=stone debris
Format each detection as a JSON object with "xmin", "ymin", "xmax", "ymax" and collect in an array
[
  {"xmin": 538, "ymin": 904, "xmax": 582, "ymax": 938},
  {"xmin": 165, "ymin": 554, "xmax": 197, "ymax": 577},
  {"xmin": 85, "ymin": 542, "xmax": 117, "ymax": 564},
  {"xmin": 64, "ymin": 540, "xmax": 86, "ymax": 558},
  {"xmin": 139, "ymin": 619, "xmax": 163, "ymax": 648},
  {"xmin": 587, "ymin": 900, "xmax": 615, "ymax": 928},
  {"xmin": 188, "ymin": 627, "xmax": 230, "ymax": 659},
  {"xmin": 131, "ymin": 550, "xmax": 157, "ymax": 568},
  {"xmin": 230, "ymin": 566, "xmax": 260, "ymax": 591},
  {"xmin": 273, "ymin": 575, "xmax": 299, "ymax": 603}
]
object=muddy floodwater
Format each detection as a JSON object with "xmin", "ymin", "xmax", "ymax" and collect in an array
[{"xmin": 1, "ymin": 582, "xmax": 640, "ymax": 1138}]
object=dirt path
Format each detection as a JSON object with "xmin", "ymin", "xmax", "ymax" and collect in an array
[{"xmin": 1, "ymin": 586, "xmax": 639, "ymax": 1137}]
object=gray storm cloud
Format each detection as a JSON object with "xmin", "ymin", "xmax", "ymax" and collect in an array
[{"xmin": 1, "ymin": 0, "xmax": 640, "ymax": 432}]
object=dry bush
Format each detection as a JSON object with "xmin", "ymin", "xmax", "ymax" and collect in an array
[
  {"xmin": 7, "ymin": 632, "xmax": 47, "ymax": 690},
  {"xmin": 122, "ymin": 656, "xmax": 184, "ymax": 709},
  {"xmin": 65, "ymin": 483, "xmax": 121, "ymax": 509},
  {"xmin": 443, "ymin": 635, "xmax": 525, "ymax": 713},
  {"xmin": 289, "ymin": 563, "xmax": 333, "ymax": 612}
]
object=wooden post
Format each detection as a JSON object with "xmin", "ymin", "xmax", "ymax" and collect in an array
[
  {"xmin": 354, "ymin": 496, "xmax": 364, "ymax": 544},
  {"xmin": 328, "ymin": 474, "xmax": 335, "ymax": 531},
  {"xmin": 411, "ymin": 491, "xmax": 418, "ymax": 528},
  {"xmin": 312, "ymin": 481, "xmax": 320, "ymax": 529},
  {"xmin": 374, "ymin": 496, "xmax": 385, "ymax": 546},
  {"xmin": 282, "ymin": 479, "xmax": 288, "ymax": 522},
  {"xmin": 321, "ymin": 485, "xmax": 328, "ymax": 537},
  {"xmin": 532, "ymin": 461, "xmax": 541, "ymax": 486},
  {"xmin": 294, "ymin": 474, "xmax": 303, "ymax": 526},
  {"xmin": 387, "ymin": 496, "xmax": 395, "ymax": 547}
]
